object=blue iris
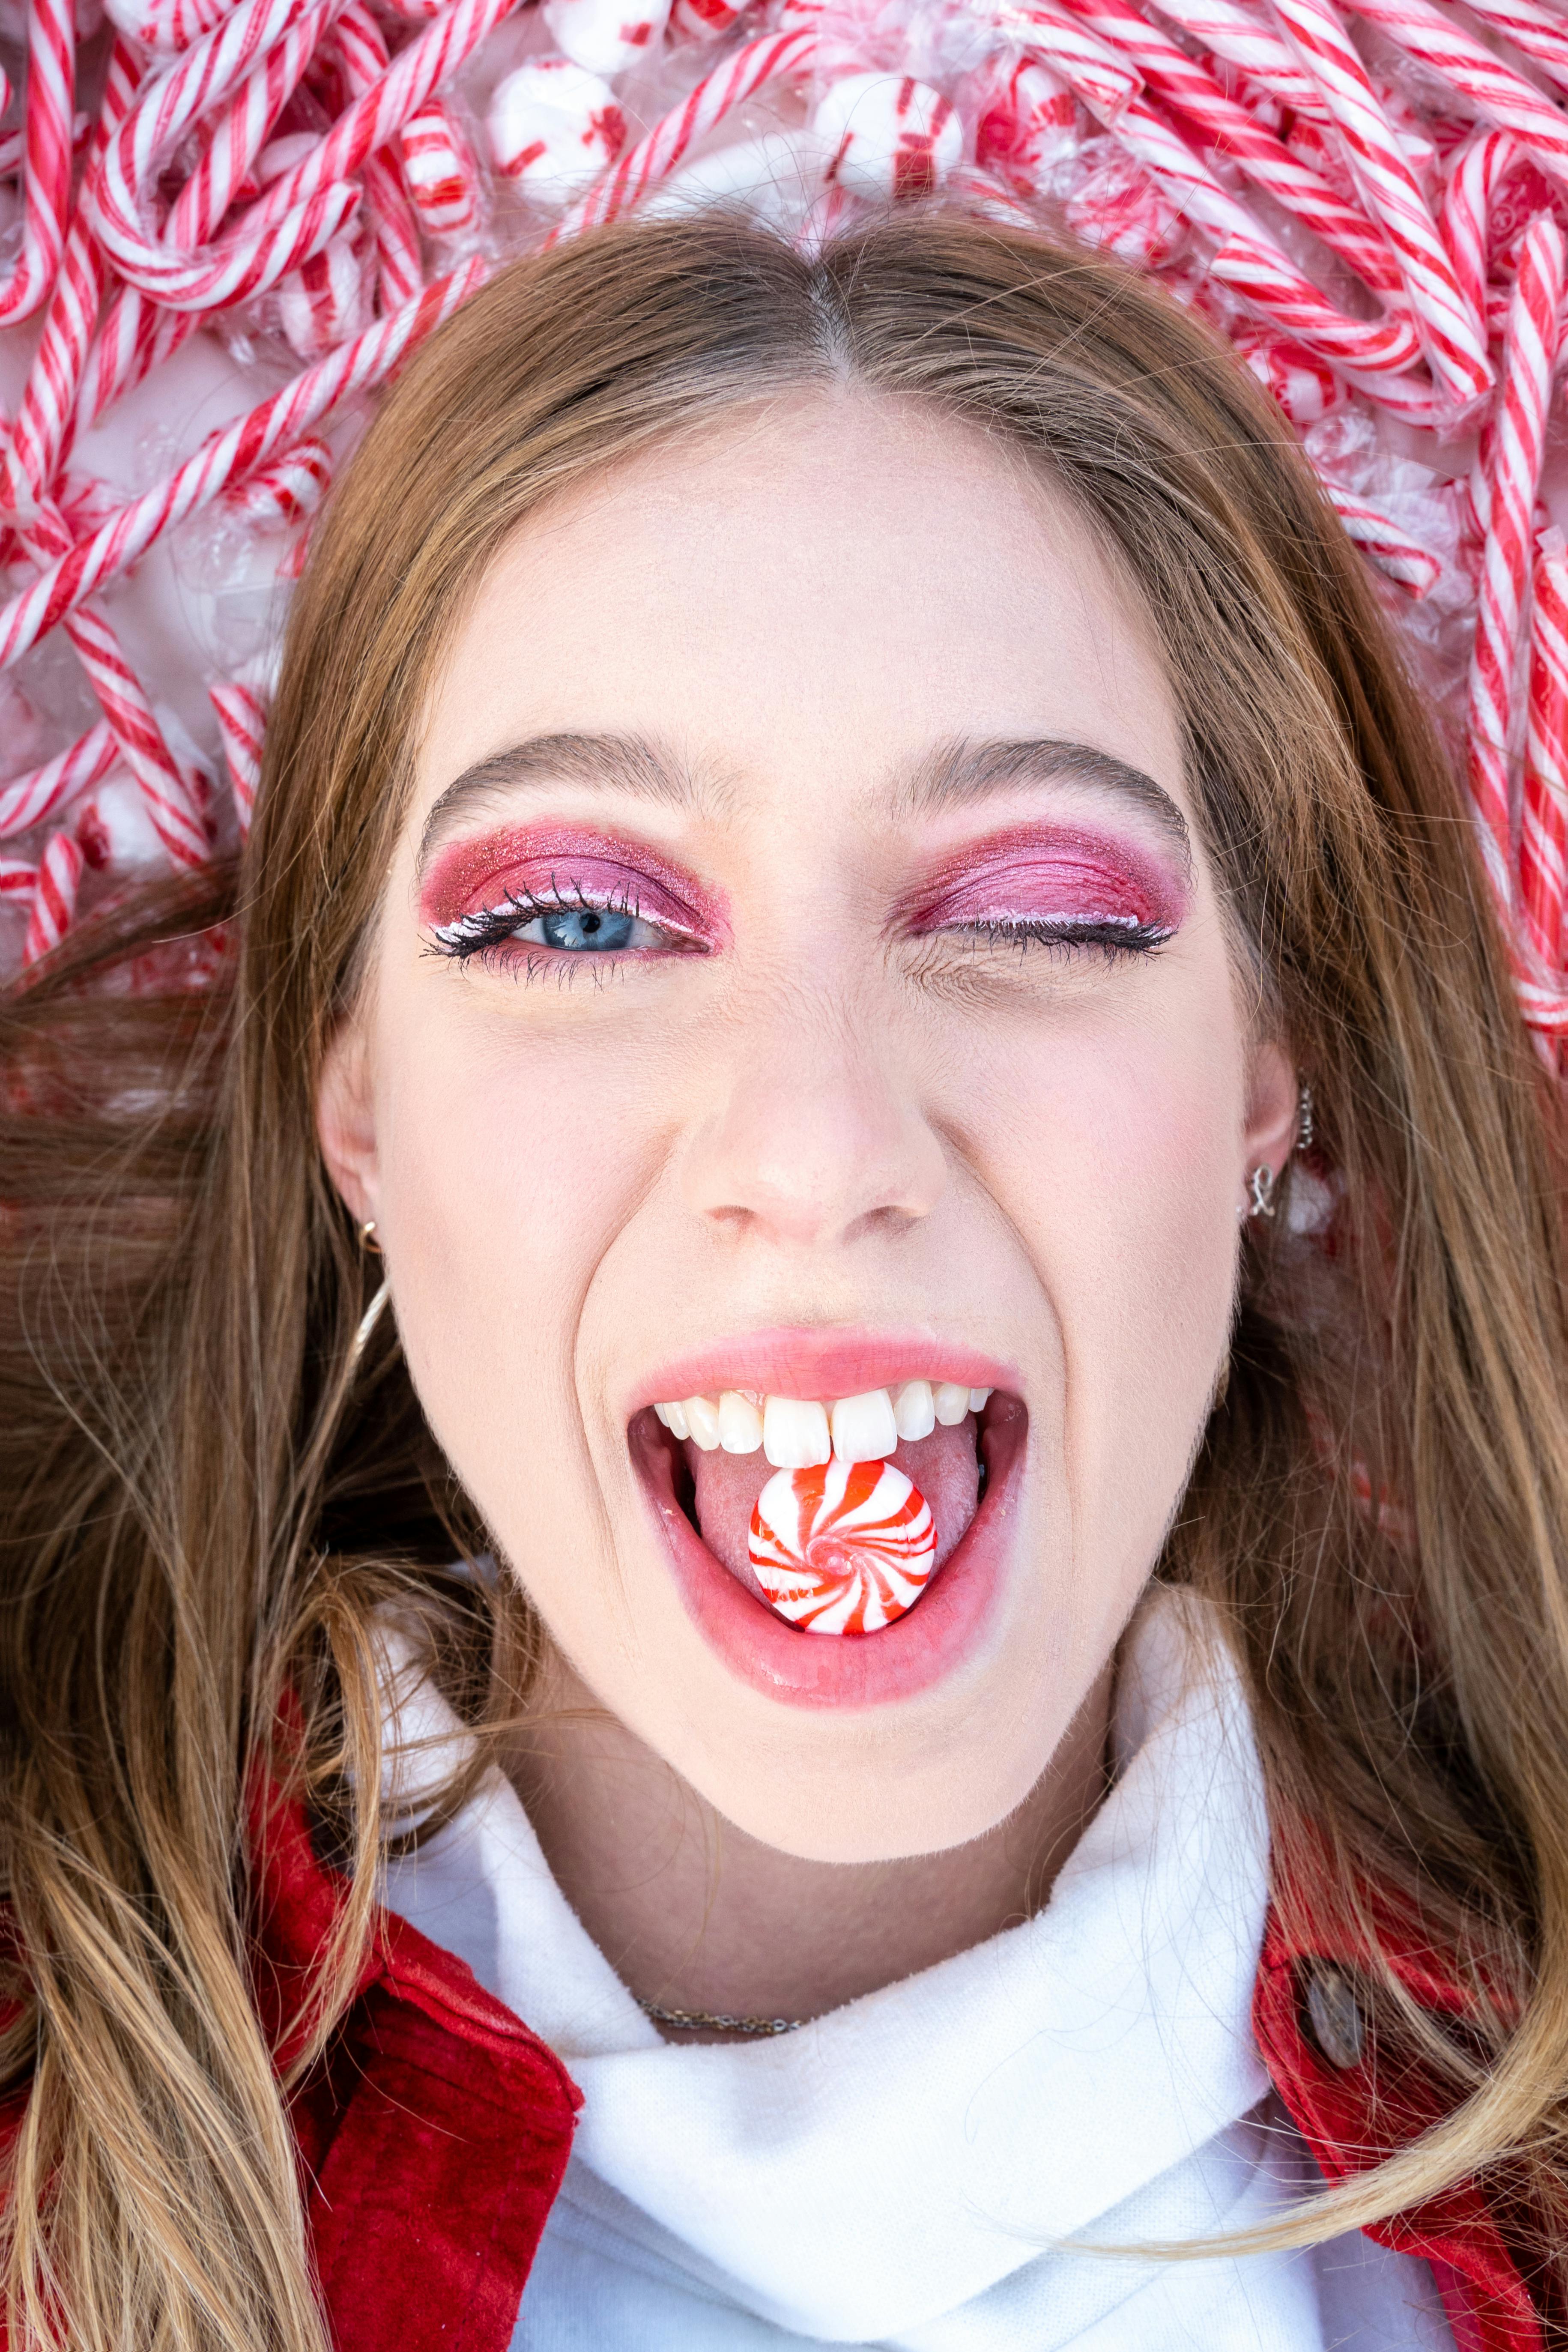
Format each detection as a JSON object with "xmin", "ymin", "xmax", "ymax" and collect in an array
[{"xmin": 540, "ymin": 906, "xmax": 636, "ymax": 952}]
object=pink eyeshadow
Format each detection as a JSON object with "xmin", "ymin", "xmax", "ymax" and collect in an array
[
  {"xmin": 419, "ymin": 825, "xmax": 723, "ymax": 937},
  {"xmin": 907, "ymin": 825, "xmax": 1186, "ymax": 934}
]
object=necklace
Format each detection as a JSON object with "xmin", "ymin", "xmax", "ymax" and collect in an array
[{"xmin": 635, "ymin": 1994, "xmax": 803, "ymax": 2037}]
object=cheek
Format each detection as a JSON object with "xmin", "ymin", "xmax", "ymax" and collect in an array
[
  {"xmin": 367, "ymin": 998, "xmax": 665, "ymax": 1524},
  {"xmin": 961, "ymin": 993, "xmax": 1241, "ymax": 1556}
]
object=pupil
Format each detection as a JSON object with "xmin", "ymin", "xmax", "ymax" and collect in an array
[{"xmin": 541, "ymin": 907, "xmax": 635, "ymax": 951}]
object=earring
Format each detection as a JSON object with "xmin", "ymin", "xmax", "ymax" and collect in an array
[
  {"xmin": 1247, "ymin": 1163, "xmax": 1277, "ymax": 1220},
  {"xmin": 1296, "ymin": 1082, "xmax": 1315, "ymax": 1156},
  {"xmin": 351, "ymin": 1219, "xmax": 390, "ymax": 1363}
]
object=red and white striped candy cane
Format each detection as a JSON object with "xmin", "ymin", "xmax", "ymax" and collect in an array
[
  {"xmin": 210, "ymin": 680, "xmax": 267, "ymax": 834},
  {"xmin": 239, "ymin": 0, "xmax": 521, "ymax": 241},
  {"xmin": 553, "ymin": 28, "xmax": 817, "ymax": 234},
  {"xmin": 60, "ymin": 602, "xmax": 208, "ymax": 868},
  {"xmin": 1270, "ymin": 0, "xmax": 1491, "ymax": 412},
  {"xmin": 0, "ymin": 0, "xmax": 75, "ymax": 324},
  {"xmin": 226, "ymin": 435, "xmax": 333, "ymax": 526},
  {"xmin": 0, "ymin": 861, "xmax": 38, "ymax": 902},
  {"xmin": 85, "ymin": 0, "xmax": 361, "ymax": 311},
  {"xmin": 1142, "ymin": 0, "xmax": 1326, "ymax": 117},
  {"xmin": 329, "ymin": 0, "xmax": 424, "ymax": 308},
  {"xmin": 22, "ymin": 826, "xmax": 83, "ymax": 964},
  {"xmin": 1341, "ymin": 0, "xmax": 1568, "ymax": 198},
  {"xmin": 103, "ymin": 0, "xmax": 239, "ymax": 51},
  {"xmin": 1, "ymin": 37, "xmax": 142, "ymax": 513},
  {"xmin": 1440, "ymin": 128, "xmax": 1520, "ymax": 338},
  {"xmin": 1466, "ymin": 212, "xmax": 1566, "ymax": 904},
  {"xmin": 1062, "ymin": 0, "xmax": 1402, "ymax": 296},
  {"xmin": 1020, "ymin": 22, "xmax": 1427, "ymax": 394},
  {"xmin": 1460, "ymin": 0, "xmax": 1568, "ymax": 99},
  {"xmin": 89, "ymin": 0, "xmax": 341, "ymax": 395},
  {"xmin": 1321, "ymin": 483, "xmax": 1443, "ymax": 599},
  {"xmin": 0, "ymin": 720, "xmax": 116, "ymax": 840},
  {"xmin": 990, "ymin": 0, "xmax": 1142, "ymax": 123},
  {"xmin": 0, "ymin": 260, "xmax": 486, "ymax": 670},
  {"xmin": 1522, "ymin": 529, "xmax": 1568, "ymax": 979}
]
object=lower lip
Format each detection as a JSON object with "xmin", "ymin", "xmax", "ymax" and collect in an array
[{"xmin": 630, "ymin": 1400, "xmax": 1027, "ymax": 1708}]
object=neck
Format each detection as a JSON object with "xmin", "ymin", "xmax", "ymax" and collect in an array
[{"xmin": 506, "ymin": 1656, "xmax": 1116, "ymax": 2039}]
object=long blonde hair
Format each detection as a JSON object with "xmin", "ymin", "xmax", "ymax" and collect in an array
[{"xmin": 2, "ymin": 210, "xmax": 1566, "ymax": 2348}]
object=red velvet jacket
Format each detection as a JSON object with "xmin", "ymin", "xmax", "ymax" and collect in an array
[{"xmin": 8, "ymin": 1775, "xmax": 1557, "ymax": 2352}]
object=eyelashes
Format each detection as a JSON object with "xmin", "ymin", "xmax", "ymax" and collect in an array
[
  {"xmin": 428, "ymin": 888, "xmax": 1174, "ymax": 982},
  {"xmin": 424, "ymin": 839, "xmax": 1183, "ymax": 980},
  {"xmin": 428, "ymin": 879, "xmax": 708, "ymax": 970}
]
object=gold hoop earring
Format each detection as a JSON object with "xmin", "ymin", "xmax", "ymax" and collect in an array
[{"xmin": 351, "ymin": 1219, "xmax": 390, "ymax": 1362}]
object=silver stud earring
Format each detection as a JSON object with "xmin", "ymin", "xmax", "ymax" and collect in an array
[
  {"xmin": 1296, "ymin": 1081, "xmax": 1315, "ymax": 1156},
  {"xmin": 1247, "ymin": 1164, "xmax": 1277, "ymax": 1220}
]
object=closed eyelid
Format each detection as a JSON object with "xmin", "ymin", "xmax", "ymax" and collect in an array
[{"xmin": 897, "ymin": 823, "xmax": 1190, "ymax": 935}]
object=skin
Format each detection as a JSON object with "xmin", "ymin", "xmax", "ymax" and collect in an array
[{"xmin": 319, "ymin": 389, "xmax": 1298, "ymax": 2027}]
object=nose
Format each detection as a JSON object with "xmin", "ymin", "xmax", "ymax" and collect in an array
[{"xmin": 681, "ymin": 1004, "xmax": 947, "ymax": 1250}]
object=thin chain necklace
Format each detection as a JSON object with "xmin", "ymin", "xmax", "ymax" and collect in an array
[{"xmin": 635, "ymin": 1994, "xmax": 803, "ymax": 2037}]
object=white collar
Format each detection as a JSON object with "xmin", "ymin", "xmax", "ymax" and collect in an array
[{"xmin": 382, "ymin": 1587, "xmax": 1280, "ymax": 2341}]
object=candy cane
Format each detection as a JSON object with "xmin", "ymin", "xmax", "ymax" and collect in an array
[
  {"xmin": 1466, "ymin": 212, "xmax": 1565, "ymax": 903},
  {"xmin": 1018, "ymin": 21, "xmax": 1428, "ymax": 394},
  {"xmin": 22, "ymin": 826, "xmax": 83, "ymax": 964},
  {"xmin": 104, "ymin": 0, "xmax": 241, "ymax": 52},
  {"xmin": 238, "ymin": 0, "xmax": 522, "ymax": 239},
  {"xmin": 1270, "ymin": 0, "xmax": 1491, "ymax": 412},
  {"xmin": 84, "ymin": 0, "xmax": 361, "ymax": 310},
  {"xmin": 1341, "ymin": 0, "xmax": 1568, "ymax": 197},
  {"xmin": 1460, "ymin": 0, "xmax": 1568, "ymax": 98},
  {"xmin": 1062, "ymin": 0, "xmax": 1402, "ymax": 295},
  {"xmin": 554, "ymin": 28, "xmax": 818, "ymax": 234},
  {"xmin": 0, "ymin": 720, "xmax": 116, "ymax": 840},
  {"xmin": 1, "ymin": 36, "xmax": 142, "ymax": 511},
  {"xmin": 1322, "ymin": 484, "xmax": 1444, "ymax": 599},
  {"xmin": 210, "ymin": 681, "xmax": 267, "ymax": 834},
  {"xmin": 88, "ymin": 0, "xmax": 342, "ymax": 397},
  {"xmin": 329, "ymin": 0, "xmax": 425, "ymax": 308},
  {"xmin": 1440, "ymin": 128, "xmax": 1520, "ymax": 338},
  {"xmin": 1521, "ymin": 529, "xmax": 1568, "ymax": 977},
  {"xmin": 0, "ymin": 260, "xmax": 485, "ymax": 670},
  {"xmin": 1143, "ymin": 0, "xmax": 1326, "ymax": 116},
  {"xmin": 991, "ymin": 0, "xmax": 1143, "ymax": 120},
  {"xmin": 0, "ymin": 0, "xmax": 75, "ymax": 324},
  {"xmin": 226, "ymin": 435, "xmax": 333, "ymax": 526}
]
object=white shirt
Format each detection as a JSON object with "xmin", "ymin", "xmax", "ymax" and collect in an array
[{"xmin": 383, "ymin": 1589, "xmax": 1454, "ymax": 2349}]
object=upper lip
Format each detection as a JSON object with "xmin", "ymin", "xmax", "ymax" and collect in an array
[{"xmin": 630, "ymin": 1326, "xmax": 1019, "ymax": 1416}]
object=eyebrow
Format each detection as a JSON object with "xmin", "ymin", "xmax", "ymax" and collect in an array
[
  {"xmin": 417, "ymin": 729, "xmax": 1193, "ymax": 879},
  {"xmin": 418, "ymin": 732, "xmax": 696, "ymax": 875},
  {"xmin": 892, "ymin": 738, "xmax": 1194, "ymax": 877}
]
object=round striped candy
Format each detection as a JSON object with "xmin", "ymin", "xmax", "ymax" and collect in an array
[{"xmin": 749, "ymin": 1461, "xmax": 937, "ymax": 1636}]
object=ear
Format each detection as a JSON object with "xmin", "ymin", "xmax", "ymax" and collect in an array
[
  {"xmin": 317, "ymin": 1016, "xmax": 381, "ymax": 1231},
  {"xmin": 1239, "ymin": 1036, "xmax": 1302, "ymax": 1216}
]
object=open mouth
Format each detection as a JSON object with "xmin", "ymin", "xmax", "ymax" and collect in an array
[{"xmin": 629, "ymin": 1354, "xmax": 1027, "ymax": 1707}]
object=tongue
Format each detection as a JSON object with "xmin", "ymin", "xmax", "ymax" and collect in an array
[{"xmin": 688, "ymin": 1420, "xmax": 982, "ymax": 1591}]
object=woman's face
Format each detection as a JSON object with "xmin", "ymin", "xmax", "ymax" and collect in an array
[{"xmin": 320, "ymin": 391, "xmax": 1296, "ymax": 1863}]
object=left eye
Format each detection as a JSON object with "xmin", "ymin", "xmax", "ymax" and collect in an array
[
  {"xmin": 536, "ymin": 906, "xmax": 636, "ymax": 950},
  {"xmin": 430, "ymin": 893, "xmax": 688, "ymax": 961}
]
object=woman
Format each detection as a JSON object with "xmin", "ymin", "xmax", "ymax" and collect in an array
[{"xmin": 2, "ymin": 208, "xmax": 1565, "ymax": 2351}]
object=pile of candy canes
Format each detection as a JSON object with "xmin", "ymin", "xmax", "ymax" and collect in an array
[{"xmin": 0, "ymin": 0, "xmax": 1566, "ymax": 1047}]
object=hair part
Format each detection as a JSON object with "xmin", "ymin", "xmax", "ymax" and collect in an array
[{"xmin": 2, "ymin": 210, "xmax": 1566, "ymax": 2346}]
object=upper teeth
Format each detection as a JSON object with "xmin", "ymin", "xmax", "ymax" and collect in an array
[{"xmin": 652, "ymin": 1381, "xmax": 993, "ymax": 1465}]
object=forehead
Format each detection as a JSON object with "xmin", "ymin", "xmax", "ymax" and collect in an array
[{"xmin": 413, "ymin": 388, "xmax": 1185, "ymax": 825}]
